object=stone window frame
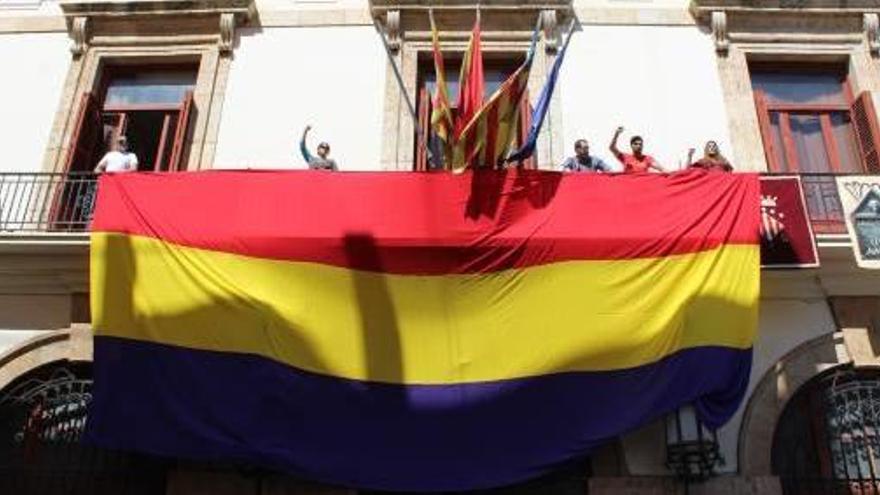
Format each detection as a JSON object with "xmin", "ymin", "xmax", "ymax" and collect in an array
[
  {"xmin": 372, "ymin": 4, "xmax": 570, "ymax": 171},
  {"xmin": 693, "ymin": 3, "xmax": 880, "ymax": 173},
  {"xmin": 43, "ymin": 0, "xmax": 252, "ymax": 173}
]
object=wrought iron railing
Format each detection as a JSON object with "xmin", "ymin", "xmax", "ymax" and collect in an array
[
  {"xmin": 0, "ymin": 171, "xmax": 867, "ymax": 235},
  {"xmin": 0, "ymin": 172, "xmax": 97, "ymax": 232}
]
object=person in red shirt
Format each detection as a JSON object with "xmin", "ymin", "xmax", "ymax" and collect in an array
[
  {"xmin": 686, "ymin": 140, "xmax": 734, "ymax": 172},
  {"xmin": 609, "ymin": 126, "xmax": 665, "ymax": 173}
]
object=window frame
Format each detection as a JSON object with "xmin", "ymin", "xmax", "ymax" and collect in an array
[
  {"xmin": 415, "ymin": 53, "xmax": 535, "ymax": 171},
  {"xmin": 750, "ymin": 63, "xmax": 859, "ymax": 174}
]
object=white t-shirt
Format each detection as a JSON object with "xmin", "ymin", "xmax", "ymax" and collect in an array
[{"xmin": 98, "ymin": 151, "xmax": 138, "ymax": 172}]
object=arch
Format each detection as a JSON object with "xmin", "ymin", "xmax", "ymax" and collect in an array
[
  {"xmin": 0, "ymin": 325, "xmax": 93, "ymax": 393},
  {"xmin": 738, "ymin": 332, "xmax": 846, "ymax": 476}
]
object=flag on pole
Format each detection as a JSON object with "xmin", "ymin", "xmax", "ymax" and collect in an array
[
  {"xmin": 507, "ymin": 20, "xmax": 577, "ymax": 163},
  {"xmin": 429, "ymin": 11, "xmax": 454, "ymax": 166},
  {"xmin": 455, "ymin": 15, "xmax": 484, "ymax": 140},
  {"xmin": 452, "ymin": 22, "xmax": 540, "ymax": 171}
]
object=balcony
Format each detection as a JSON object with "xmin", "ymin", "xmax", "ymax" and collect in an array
[
  {"xmin": 0, "ymin": 170, "xmax": 869, "ymax": 254},
  {"xmin": 0, "ymin": 171, "xmax": 858, "ymax": 235},
  {"xmin": 0, "ymin": 173, "xmax": 97, "ymax": 233}
]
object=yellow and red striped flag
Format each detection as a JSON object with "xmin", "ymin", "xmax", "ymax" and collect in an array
[
  {"xmin": 455, "ymin": 16, "xmax": 484, "ymax": 140},
  {"xmin": 429, "ymin": 11, "xmax": 454, "ymax": 163},
  {"xmin": 451, "ymin": 26, "xmax": 538, "ymax": 171}
]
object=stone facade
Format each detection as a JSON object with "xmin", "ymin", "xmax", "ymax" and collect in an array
[{"xmin": 1, "ymin": 1, "xmax": 880, "ymax": 494}]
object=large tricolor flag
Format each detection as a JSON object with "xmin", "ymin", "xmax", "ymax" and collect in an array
[{"xmin": 88, "ymin": 169, "xmax": 760, "ymax": 492}]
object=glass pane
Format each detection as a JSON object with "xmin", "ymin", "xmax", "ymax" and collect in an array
[
  {"xmin": 751, "ymin": 71, "xmax": 847, "ymax": 106},
  {"xmin": 105, "ymin": 70, "xmax": 196, "ymax": 106},
  {"xmin": 831, "ymin": 112, "xmax": 864, "ymax": 173},
  {"xmin": 789, "ymin": 114, "xmax": 832, "ymax": 173},
  {"xmin": 424, "ymin": 67, "xmax": 514, "ymax": 108},
  {"xmin": 770, "ymin": 112, "xmax": 790, "ymax": 172}
]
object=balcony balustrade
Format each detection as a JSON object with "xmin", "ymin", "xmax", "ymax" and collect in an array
[{"xmin": 0, "ymin": 171, "xmax": 865, "ymax": 235}]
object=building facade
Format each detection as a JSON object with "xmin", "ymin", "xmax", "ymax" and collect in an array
[{"xmin": 0, "ymin": 0, "xmax": 879, "ymax": 493}]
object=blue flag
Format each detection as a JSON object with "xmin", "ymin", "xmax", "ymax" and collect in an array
[{"xmin": 507, "ymin": 21, "xmax": 577, "ymax": 163}]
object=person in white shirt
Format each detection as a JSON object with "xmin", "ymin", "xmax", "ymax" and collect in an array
[{"xmin": 94, "ymin": 136, "xmax": 139, "ymax": 173}]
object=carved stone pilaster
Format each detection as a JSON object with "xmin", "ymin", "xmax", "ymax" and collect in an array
[
  {"xmin": 711, "ymin": 11, "xmax": 728, "ymax": 54},
  {"xmin": 540, "ymin": 9, "xmax": 559, "ymax": 53},
  {"xmin": 866, "ymin": 13, "xmax": 879, "ymax": 57},
  {"xmin": 219, "ymin": 12, "xmax": 235, "ymax": 56},
  {"xmin": 385, "ymin": 10, "xmax": 401, "ymax": 54},
  {"xmin": 69, "ymin": 16, "xmax": 89, "ymax": 58}
]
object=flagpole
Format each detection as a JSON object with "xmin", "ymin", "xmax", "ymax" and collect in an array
[{"xmin": 372, "ymin": 15, "xmax": 432, "ymax": 164}]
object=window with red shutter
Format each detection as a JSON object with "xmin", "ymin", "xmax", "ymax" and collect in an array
[
  {"xmin": 851, "ymin": 91, "xmax": 880, "ymax": 174},
  {"xmin": 749, "ymin": 65, "xmax": 867, "ymax": 234},
  {"xmin": 65, "ymin": 65, "xmax": 198, "ymax": 174},
  {"xmin": 64, "ymin": 92, "xmax": 102, "ymax": 173}
]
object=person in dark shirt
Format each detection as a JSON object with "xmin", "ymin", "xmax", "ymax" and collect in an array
[
  {"xmin": 300, "ymin": 125, "xmax": 338, "ymax": 171},
  {"xmin": 609, "ymin": 126, "xmax": 665, "ymax": 173},
  {"xmin": 560, "ymin": 139, "xmax": 612, "ymax": 172},
  {"xmin": 687, "ymin": 140, "xmax": 733, "ymax": 172}
]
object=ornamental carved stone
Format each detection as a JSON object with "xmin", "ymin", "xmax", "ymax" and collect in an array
[
  {"xmin": 866, "ymin": 13, "xmax": 879, "ymax": 57},
  {"xmin": 219, "ymin": 12, "xmax": 235, "ymax": 56},
  {"xmin": 386, "ymin": 10, "xmax": 401, "ymax": 54},
  {"xmin": 69, "ymin": 16, "xmax": 89, "ymax": 58},
  {"xmin": 711, "ymin": 11, "xmax": 728, "ymax": 55},
  {"xmin": 540, "ymin": 9, "xmax": 559, "ymax": 53}
]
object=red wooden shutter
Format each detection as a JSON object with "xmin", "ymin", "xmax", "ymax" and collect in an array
[
  {"xmin": 517, "ymin": 90, "xmax": 535, "ymax": 169},
  {"xmin": 415, "ymin": 88, "xmax": 431, "ymax": 171},
  {"xmin": 168, "ymin": 90, "xmax": 194, "ymax": 172},
  {"xmin": 64, "ymin": 92, "xmax": 101, "ymax": 172},
  {"xmin": 851, "ymin": 90, "xmax": 880, "ymax": 173},
  {"xmin": 754, "ymin": 90, "xmax": 779, "ymax": 172}
]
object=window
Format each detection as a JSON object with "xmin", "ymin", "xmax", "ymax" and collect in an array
[
  {"xmin": 751, "ymin": 65, "xmax": 880, "ymax": 233},
  {"xmin": 415, "ymin": 57, "xmax": 533, "ymax": 171},
  {"xmin": 0, "ymin": 361, "xmax": 168, "ymax": 494},
  {"xmin": 65, "ymin": 65, "xmax": 198, "ymax": 174},
  {"xmin": 773, "ymin": 367, "xmax": 880, "ymax": 495}
]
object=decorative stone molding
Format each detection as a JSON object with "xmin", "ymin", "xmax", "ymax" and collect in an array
[
  {"xmin": 385, "ymin": 9, "xmax": 401, "ymax": 54},
  {"xmin": 691, "ymin": 1, "xmax": 876, "ymax": 48},
  {"xmin": 60, "ymin": 0, "xmax": 253, "ymax": 56},
  {"xmin": 540, "ymin": 9, "xmax": 559, "ymax": 53},
  {"xmin": 69, "ymin": 15, "xmax": 89, "ymax": 57},
  {"xmin": 219, "ymin": 12, "xmax": 235, "ymax": 56},
  {"xmin": 866, "ymin": 13, "xmax": 879, "ymax": 57},
  {"xmin": 711, "ymin": 11, "xmax": 728, "ymax": 54}
]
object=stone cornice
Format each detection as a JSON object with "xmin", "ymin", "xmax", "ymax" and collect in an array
[
  {"xmin": 58, "ymin": 0, "xmax": 255, "ymax": 56},
  {"xmin": 691, "ymin": 0, "xmax": 880, "ymax": 18},
  {"xmin": 59, "ymin": 0, "xmax": 252, "ymax": 19}
]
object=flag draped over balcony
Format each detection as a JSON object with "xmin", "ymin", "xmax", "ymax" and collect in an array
[
  {"xmin": 88, "ymin": 169, "xmax": 760, "ymax": 492},
  {"xmin": 452, "ymin": 24, "xmax": 539, "ymax": 170}
]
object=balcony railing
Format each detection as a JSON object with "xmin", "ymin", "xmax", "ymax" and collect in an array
[
  {"xmin": 0, "ymin": 171, "xmax": 863, "ymax": 235},
  {"xmin": 0, "ymin": 173, "xmax": 97, "ymax": 233}
]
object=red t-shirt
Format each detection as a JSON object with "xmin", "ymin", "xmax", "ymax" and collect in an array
[{"xmin": 615, "ymin": 152, "xmax": 658, "ymax": 173}]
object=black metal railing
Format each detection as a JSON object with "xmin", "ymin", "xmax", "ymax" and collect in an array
[
  {"xmin": 0, "ymin": 171, "xmax": 864, "ymax": 235},
  {"xmin": 0, "ymin": 172, "xmax": 97, "ymax": 233}
]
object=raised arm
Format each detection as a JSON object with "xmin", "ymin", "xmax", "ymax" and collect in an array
[
  {"xmin": 299, "ymin": 125, "xmax": 314, "ymax": 164},
  {"xmin": 609, "ymin": 126, "xmax": 624, "ymax": 159},
  {"xmin": 686, "ymin": 148, "xmax": 695, "ymax": 167},
  {"xmin": 94, "ymin": 154, "xmax": 108, "ymax": 174}
]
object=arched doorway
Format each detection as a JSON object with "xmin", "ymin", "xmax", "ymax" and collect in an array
[
  {"xmin": 772, "ymin": 365, "xmax": 880, "ymax": 494},
  {"xmin": 0, "ymin": 360, "xmax": 169, "ymax": 494}
]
